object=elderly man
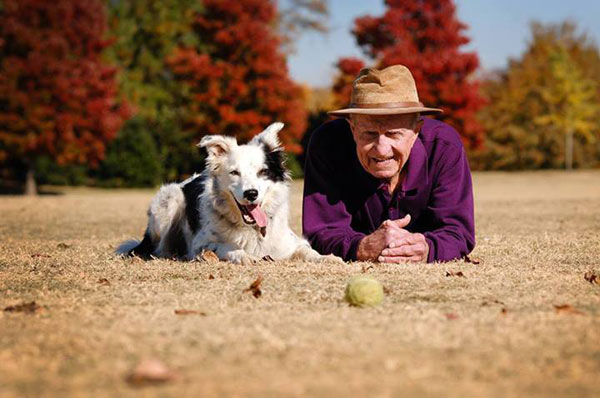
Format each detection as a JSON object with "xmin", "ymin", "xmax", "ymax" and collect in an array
[{"xmin": 302, "ymin": 65, "xmax": 475, "ymax": 263}]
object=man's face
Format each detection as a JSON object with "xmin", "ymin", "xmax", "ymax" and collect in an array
[{"xmin": 349, "ymin": 113, "xmax": 422, "ymax": 181}]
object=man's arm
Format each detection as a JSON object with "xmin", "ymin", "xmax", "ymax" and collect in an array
[
  {"xmin": 302, "ymin": 125, "xmax": 366, "ymax": 261},
  {"xmin": 421, "ymin": 143, "xmax": 475, "ymax": 262}
]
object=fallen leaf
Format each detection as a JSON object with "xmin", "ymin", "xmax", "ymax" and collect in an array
[
  {"xmin": 30, "ymin": 253, "xmax": 51, "ymax": 258},
  {"xmin": 97, "ymin": 278, "xmax": 111, "ymax": 286},
  {"xmin": 57, "ymin": 243, "xmax": 72, "ymax": 249},
  {"xmin": 584, "ymin": 271, "xmax": 598, "ymax": 284},
  {"xmin": 126, "ymin": 359, "xmax": 178, "ymax": 386},
  {"xmin": 553, "ymin": 304, "xmax": 584, "ymax": 315},
  {"xmin": 464, "ymin": 255, "xmax": 481, "ymax": 264},
  {"xmin": 174, "ymin": 309, "xmax": 206, "ymax": 316},
  {"xmin": 3, "ymin": 301, "xmax": 43, "ymax": 314},
  {"xmin": 361, "ymin": 265, "xmax": 374, "ymax": 273},
  {"xmin": 383, "ymin": 286, "xmax": 392, "ymax": 294},
  {"xmin": 500, "ymin": 308, "xmax": 508, "ymax": 315},
  {"xmin": 445, "ymin": 271, "xmax": 465, "ymax": 277},
  {"xmin": 208, "ymin": 274, "xmax": 215, "ymax": 280},
  {"xmin": 198, "ymin": 250, "xmax": 219, "ymax": 262},
  {"xmin": 445, "ymin": 313, "xmax": 459, "ymax": 320},
  {"xmin": 244, "ymin": 275, "xmax": 263, "ymax": 298},
  {"xmin": 481, "ymin": 299, "xmax": 505, "ymax": 307}
]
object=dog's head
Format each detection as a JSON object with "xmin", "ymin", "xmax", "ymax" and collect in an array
[{"xmin": 198, "ymin": 122, "xmax": 289, "ymax": 230}]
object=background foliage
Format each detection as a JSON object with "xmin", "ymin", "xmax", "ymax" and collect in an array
[
  {"xmin": 1, "ymin": 1, "xmax": 599, "ymax": 192},
  {"xmin": 475, "ymin": 22, "xmax": 600, "ymax": 169}
]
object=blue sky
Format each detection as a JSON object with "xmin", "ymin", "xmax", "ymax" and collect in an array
[{"xmin": 284, "ymin": 0, "xmax": 600, "ymax": 87}]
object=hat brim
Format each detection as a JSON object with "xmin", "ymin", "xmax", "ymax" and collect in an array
[{"xmin": 328, "ymin": 106, "xmax": 443, "ymax": 117}]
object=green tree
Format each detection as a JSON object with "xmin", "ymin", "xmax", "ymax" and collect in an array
[
  {"xmin": 536, "ymin": 46, "xmax": 597, "ymax": 169},
  {"xmin": 478, "ymin": 22, "xmax": 600, "ymax": 169},
  {"xmin": 101, "ymin": 0, "xmax": 203, "ymax": 184}
]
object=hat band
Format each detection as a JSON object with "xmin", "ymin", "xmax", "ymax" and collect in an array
[{"xmin": 349, "ymin": 101, "xmax": 424, "ymax": 109}]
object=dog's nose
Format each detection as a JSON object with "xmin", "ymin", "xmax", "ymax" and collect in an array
[{"xmin": 243, "ymin": 189, "xmax": 258, "ymax": 202}]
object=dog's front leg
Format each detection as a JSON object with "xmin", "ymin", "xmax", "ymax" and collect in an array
[
  {"xmin": 213, "ymin": 244, "xmax": 259, "ymax": 266},
  {"xmin": 291, "ymin": 244, "xmax": 344, "ymax": 264}
]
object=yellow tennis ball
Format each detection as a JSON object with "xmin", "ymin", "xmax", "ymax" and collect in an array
[{"xmin": 344, "ymin": 275, "xmax": 384, "ymax": 307}]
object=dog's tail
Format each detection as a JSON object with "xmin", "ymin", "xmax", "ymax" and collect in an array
[
  {"xmin": 115, "ymin": 231, "xmax": 156, "ymax": 259},
  {"xmin": 116, "ymin": 239, "xmax": 140, "ymax": 256}
]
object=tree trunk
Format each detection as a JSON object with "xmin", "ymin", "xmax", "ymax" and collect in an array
[
  {"xmin": 565, "ymin": 129, "xmax": 574, "ymax": 170},
  {"xmin": 25, "ymin": 165, "xmax": 37, "ymax": 196}
]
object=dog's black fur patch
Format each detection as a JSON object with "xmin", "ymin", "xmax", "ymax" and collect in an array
[
  {"xmin": 182, "ymin": 175, "xmax": 205, "ymax": 234},
  {"xmin": 129, "ymin": 231, "xmax": 155, "ymax": 259},
  {"xmin": 163, "ymin": 208, "xmax": 188, "ymax": 258},
  {"xmin": 263, "ymin": 145, "xmax": 286, "ymax": 182}
]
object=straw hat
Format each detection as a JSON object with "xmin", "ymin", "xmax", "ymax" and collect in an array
[{"xmin": 328, "ymin": 65, "xmax": 443, "ymax": 116}]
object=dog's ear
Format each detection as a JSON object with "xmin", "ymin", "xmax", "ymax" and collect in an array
[
  {"xmin": 197, "ymin": 135, "xmax": 237, "ymax": 158},
  {"xmin": 250, "ymin": 122, "xmax": 284, "ymax": 151}
]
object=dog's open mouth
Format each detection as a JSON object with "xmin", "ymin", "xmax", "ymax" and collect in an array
[{"xmin": 232, "ymin": 195, "xmax": 268, "ymax": 229}]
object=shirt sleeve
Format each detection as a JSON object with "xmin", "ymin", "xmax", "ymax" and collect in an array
[
  {"xmin": 423, "ymin": 143, "xmax": 476, "ymax": 262},
  {"xmin": 302, "ymin": 126, "xmax": 366, "ymax": 261}
]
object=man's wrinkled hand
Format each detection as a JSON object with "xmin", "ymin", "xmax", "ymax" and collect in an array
[
  {"xmin": 378, "ymin": 232, "xmax": 429, "ymax": 263},
  {"xmin": 356, "ymin": 215, "xmax": 411, "ymax": 261}
]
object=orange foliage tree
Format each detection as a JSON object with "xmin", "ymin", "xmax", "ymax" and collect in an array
[
  {"xmin": 341, "ymin": 0, "xmax": 485, "ymax": 149},
  {"xmin": 167, "ymin": 0, "xmax": 307, "ymax": 154},
  {"xmin": 331, "ymin": 57, "xmax": 365, "ymax": 109},
  {"xmin": 0, "ymin": 0, "xmax": 130, "ymax": 193}
]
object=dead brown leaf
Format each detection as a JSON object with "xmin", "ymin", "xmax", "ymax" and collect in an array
[
  {"xmin": 57, "ymin": 243, "xmax": 72, "ymax": 249},
  {"xmin": 553, "ymin": 304, "xmax": 584, "ymax": 315},
  {"xmin": 198, "ymin": 250, "xmax": 219, "ymax": 263},
  {"xmin": 97, "ymin": 278, "xmax": 111, "ymax": 286},
  {"xmin": 4, "ymin": 301, "xmax": 43, "ymax": 314},
  {"xmin": 244, "ymin": 275, "xmax": 263, "ymax": 298},
  {"xmin": 361, "ymin": 265, "xmax": 374, "ymax": 273},
  {"xmin": 383, "ymin": 286, "xmax": 392, "ymax": 294},
  {"xmin": 126, "ymin": 359, "xmax": 178, "ymax": 386},
  {"xmin": 584, "ymin": 271, "xmax": 598, "ymax": 284},
  {"xmin": 445, "ymin": 271, "xmax": 465, "ymax": 277},
  {"xmin": 30, "ymin": 253, "xmax": 51, "ymax": 258},
  {"xmin": 464, "ymin": 255, "xmax": 481, "ymax": 264},
  {"xmin": 500, "ymin": 308, "xmax": 508, "ymax": 315},
  {"xmin": 208, "ymin": 274, "xmax": 215, "ymax": 280},
  {"xmin": 174, "ymin": 309, "xmax": 207, "ymax": 316},
  {"xmin": 481, "ymin": 299, "xmax": 505, "ymax": 307}
]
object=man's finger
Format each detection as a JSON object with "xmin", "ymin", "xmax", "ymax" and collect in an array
[
  {"xmin": 377, "ymin": 254, "xmax": 423, "ymax": 263},
  {"xmin": 381, "ymin": 244, "xmax": 420, "ymax": 257},
  {"xmin": 388, "ymin": 234, "xmax": 417, "ymax": 248},
  {"xmin": 381, "ymin": 214, "xmax": 411, "ymax": 231},
  {"xmin": 391, "ymin": 214, "xmax": 411, "ymax": 229}
]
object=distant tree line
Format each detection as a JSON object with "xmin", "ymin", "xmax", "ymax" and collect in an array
[
  {"xmin": 0, "ymin": 0, "xmax": 325, "ymax": 193},
  {"xmin": 1, "ymin": 0, "xmax": 599, "ymax": 194}
]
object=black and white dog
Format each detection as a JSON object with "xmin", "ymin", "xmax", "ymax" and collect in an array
[{"xmin": 118, "ymin": 122, "xmax": 339, "ymax": 265}]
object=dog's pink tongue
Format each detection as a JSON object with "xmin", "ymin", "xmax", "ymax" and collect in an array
[{"xmin": 247, "ymin": 204, "xmax": 268, "ymax": 228}]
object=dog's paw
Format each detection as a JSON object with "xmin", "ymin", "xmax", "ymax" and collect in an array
[
  {"xmin": 292, "ymin": 246, "xmax": 345, "ymax": 264},
  {"xmin": 226, "ymin": 250, "xmax": 259, "ymax": 266},
  {"xmin": 316, "ymin": 254, "xmax": 345, "ymax": 264}
]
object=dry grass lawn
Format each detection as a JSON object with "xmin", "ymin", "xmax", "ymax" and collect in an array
[{"xmin": 1, "ymin": 171, "xmax": 599, "ymax": 397}]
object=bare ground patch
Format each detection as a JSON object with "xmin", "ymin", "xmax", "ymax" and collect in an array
[{"xmin": 1, "ymin": 171, "xmax": 599, "ymax": 397}]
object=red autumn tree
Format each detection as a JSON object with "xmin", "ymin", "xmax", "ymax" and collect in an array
[
  {"xmin": 331, "ymin": 57, "xmax": 365, "ymax": 109},
  {"xmin": 0, "ymin": 0, "xmax": 130, "ymax": 194},
  {"xmin": 349, "ymin": 0, "xmax": 485, "ymax": 149},
  {"xmin": 167, "ymin": 0, "xmax": 307, "ymax": 154}
]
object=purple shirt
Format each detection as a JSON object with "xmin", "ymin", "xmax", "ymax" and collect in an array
[{"xmin": 302, "ymin": 117, "xmax": 475, "ymax": 263}]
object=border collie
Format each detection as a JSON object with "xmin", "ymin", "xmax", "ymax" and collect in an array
[{"xmin": 117, "ymin": 122, "xmax": 340, "ymax": 265}]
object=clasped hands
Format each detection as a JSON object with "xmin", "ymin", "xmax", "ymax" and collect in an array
[{"xmin": 356, "ymin": 214, "xmax": 429, "ymax": 263}]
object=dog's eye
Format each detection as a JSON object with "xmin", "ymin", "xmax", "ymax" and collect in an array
[
  {"xmin": 258, "ymin": 168, "xmax": 268, "ymax": 177},
  {"xmin": 229, "ymin": 170, "xmax": 240, "ymax": 176}
]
